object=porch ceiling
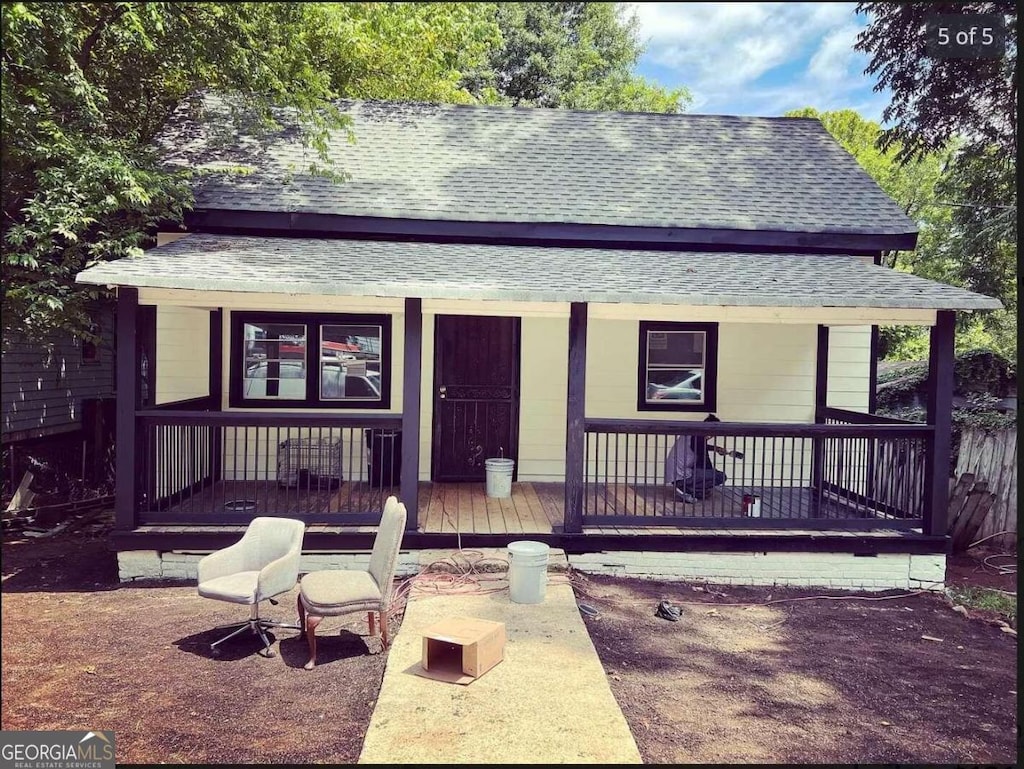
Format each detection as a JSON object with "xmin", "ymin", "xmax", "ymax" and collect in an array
[{"xmin": 76, "ymin": 233, "xmax": 1001, "ymax": 312}]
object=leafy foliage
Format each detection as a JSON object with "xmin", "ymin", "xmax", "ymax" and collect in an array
[
  {"xmin": 876, "ymin": 350, "xmax": 1016, "ymax": 443},
  {"xmin": 851, "ymin": 3, "xmax": 1017, "ymax": 359},
  {"xmin": 855, "ymin": 1, "xmax": 1017, "ymax": 161},
  {"xmin": 463, "ymin": 3, "xmax": 689, "ymax": 112},
  {"xmin": 3, "ymin": 2, "xmax": 683, "ymax": 343},
  {"xmin": 1, "ymin": 2, "xmax": 501, "ymax": 343},
  {"xmin": 787, "ymin": 107, "xmax": 1016, "ymax": 358}
]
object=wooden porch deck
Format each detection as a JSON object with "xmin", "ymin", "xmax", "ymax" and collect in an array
[
  {"xmin": 418, "ymin": 482, "xmax": 563, "ymax": 534},
  {"xmin": 155, "ymin": 480, "xmax": 891, "ymax": 535}
]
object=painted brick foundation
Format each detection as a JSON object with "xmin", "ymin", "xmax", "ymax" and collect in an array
[
  {"xmin": 567, "ymin": 551, "xmax": 946, "ymax": 591},
  {"xmin": 117, "ymin": 550, "xmax": 422, "ymax": 582},
  {"xmin": 118, "ymin": 548, "xmax": 946, "ymax": 591}
]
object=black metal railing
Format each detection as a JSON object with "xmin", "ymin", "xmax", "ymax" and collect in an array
[
  {"xmin": 583, "ymin": 416, "xmax": 933, "ymax": 529},
  {"xmin": 818, "ymin": 407, "xmax": 928, "ymax": 522},
  {"xmin": 135, "ymin": 410, "xmax": 403, "ymax": 524}
]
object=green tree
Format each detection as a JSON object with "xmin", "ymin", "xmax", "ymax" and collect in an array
[
  {"xmin": 464, "ymin": 2, "xmax": 689, "ymax": 112},
  {"xmin": 786, "ymin": 107, "xmax": 1015, "ymax": 358},
  {"xmin": 853, "ymin": 3, "xmax": 1017, "ymax": 357},
  {"xmin": 1, "ymin": 2, "xmax": 500, "ymax": 343},
  {"xmin": 855, "ymin": 1, "xmax": 1016, "ymax": 161}
]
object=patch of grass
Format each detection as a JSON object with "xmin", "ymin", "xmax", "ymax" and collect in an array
[{"xmin": 947, "ymin": 585, "xmax": 1017, "ymax": 626}]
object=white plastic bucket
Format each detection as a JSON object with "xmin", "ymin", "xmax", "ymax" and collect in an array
[
  {"xmin": 485, "ymin": 457, "xmax": 515, "ymax": 499},
  {"xmin": 507, "ymin": 540, "xmax": 549, "ymax": 604}
]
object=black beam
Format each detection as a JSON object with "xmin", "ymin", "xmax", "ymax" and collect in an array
[
  {"xmin": 400, "ymin": 298, "xmax": 423, "ymax": 529},
  {"xmin": 208, "ymin": 309, "xmax": 223, "ymax": 484},
  {"xmin": 581, "ymin": 514, "xmax": 922, "ymax": 530},
  {"xmin": 110, "ymin": 527, "xmax": 948, "ymax": 557},
  {"xmin": 136, "ymin": 411, "xmax": 403, "ymax": 428},
  {"xmin": 814, "ymin": 325, "xmax": 830, "ymax": 414},
  {"xmin": 817, "ymin": 407, "xmax": 921, "ymax": 426},
  {"xmin": 115, "ymin": 288, "xmax": 139, "ymax": 530},
  {"xmin": 208, "ymin": 309, "xmax": 223, "ymax": 405},
  {"xmin": 585, "ymin": 418, "xmax": 931, "ymax": 439},
  {"xmin": 811, "ymin": 325, "xmax": 829, "ymax": 516},
  {"xmin": 564, "ymin": 302, "xmax": 588, "ymax": 534},
  {"xmin": 924, "ymin": 310, "xmax": 956, "ymax": 536},
  {"xmin": 181, "ymin": 209, "xmax": 918, "ymax": 254}
]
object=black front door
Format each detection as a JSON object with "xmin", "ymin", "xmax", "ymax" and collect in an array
[{"xmin": 431, "ymin": 315, "xmax": 520, "ymax": 482}]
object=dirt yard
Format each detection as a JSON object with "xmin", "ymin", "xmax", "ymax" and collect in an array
[
  {"xmin": 2, "ymin": 523, "xmax": 1018, "ymax": 764},
  {"xmin": 579, "ymin": 572, "xmax": 1018, "ymax": 765},
  {"xmin": 0, "ymin": 527, "xmax": 389, "ymax": 763}
]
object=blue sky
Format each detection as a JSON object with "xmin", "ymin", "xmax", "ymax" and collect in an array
[{"xmin": 632, "ymin": 2, "xmax": 891, "ymax": 121}]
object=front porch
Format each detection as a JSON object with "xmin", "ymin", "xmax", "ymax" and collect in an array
[{"xmin": 106, "ymin": 284, "xmax": 960, "ymax": 559}]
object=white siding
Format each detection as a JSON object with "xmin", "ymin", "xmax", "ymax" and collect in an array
[
  {"xmin": 147, "ymin": 291, "xmax": 875, "ymax": 486},
  {"xmin": 584, "ymin": 320, "xmax": 820, "ymax": 486},
  {"xmin": 826, "ymin": 326, "xmax": 872, "ymax": 411},
  {"xmin": 516, "ymin": 317, "xmax": 568, "ymax": 481},
  {"xmin": 587, "ymin": 320, "xmax": 817, "ymax": 423},
  {"xmin": 156, "ymin": 306, "xmax": 210, "ymax": 404}
]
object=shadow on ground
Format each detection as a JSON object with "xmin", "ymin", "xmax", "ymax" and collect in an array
[{"xmin": 578, "ymin": 573, "xmax": 1017, "ymax": 765}]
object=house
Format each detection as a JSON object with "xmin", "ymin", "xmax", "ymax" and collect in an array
[
  {"xmin": 75, "ymin": 99, "xmax": 1002, "ymax": 588},
  {"xmin": 2, "ymin": 301, "xmax": 117, "ymax": 496}
]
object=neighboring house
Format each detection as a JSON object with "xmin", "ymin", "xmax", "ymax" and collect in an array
[
  {"xmin": 1, "ymin": 301, "xmax": 117, "ymax": 494},
  {"xmin": 76, "ymin": 99, "xmax": 1002, "ymax": 588}
]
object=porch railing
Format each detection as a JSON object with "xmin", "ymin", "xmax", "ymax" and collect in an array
[
  {"xmin": 583, "ymin": 414, "xmax": 933, "ymax": 529},
  {"xmin": 135, "ymin": 409, "xmax": 403, "ymax": 524}
]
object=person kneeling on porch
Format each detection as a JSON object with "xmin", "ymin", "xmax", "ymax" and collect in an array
[{"xmin": 665, "ymin": 414, "xmax": 739, "ymax": 503}]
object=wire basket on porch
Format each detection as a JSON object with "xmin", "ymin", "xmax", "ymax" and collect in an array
[{"xmin": 277, "ymin": 436, "xmax": 344, "ymax": 489}]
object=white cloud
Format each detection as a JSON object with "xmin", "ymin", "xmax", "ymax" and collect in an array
[
  {"xmin": 630, "ymin": 2, "xmax": 884, "ymax": 118},
  {"xmin": 807, "ymin": 24, "xmax": 862, "ymax": 84}
]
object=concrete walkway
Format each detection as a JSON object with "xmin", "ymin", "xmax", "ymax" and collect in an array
[{"xmin": 359, "ymin": 579, "xmax": 642, "ymax": 764}]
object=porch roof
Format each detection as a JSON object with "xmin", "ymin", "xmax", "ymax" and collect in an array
[{"xmin": 76, "ymin": 234, "xmax": 1001, "ymax": 311}]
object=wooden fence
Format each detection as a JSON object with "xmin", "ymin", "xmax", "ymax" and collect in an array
[{"xmin": 954, "ymin": 427, "xmax": 1017, "ymax": 548}]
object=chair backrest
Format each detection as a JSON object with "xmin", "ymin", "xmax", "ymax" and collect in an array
[
  {"xmin": 368, "ymin": 496, "xmax": 407, "ymax": 603},
  {"xmin": 240, "ymin": 516, "xmax": 306, "ymax": 571}
]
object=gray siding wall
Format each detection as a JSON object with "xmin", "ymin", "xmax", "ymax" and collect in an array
[{"xmin": 2, "ymin": 303, "xmax": 116, "ymax": 441}]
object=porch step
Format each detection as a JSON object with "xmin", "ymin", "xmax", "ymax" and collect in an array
[{"xmin": 417, "ymin": 547, "xmax": 569, "ymax": 574}]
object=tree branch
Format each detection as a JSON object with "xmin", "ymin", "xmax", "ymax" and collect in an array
[{"xmin": 77, "ymin": 4, "xmax": 130, "ymax": 72}]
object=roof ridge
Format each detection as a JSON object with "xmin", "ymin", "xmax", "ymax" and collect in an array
[{"xmin": 336, "ymin": 98, "xmax": 823, "ymax": 122}]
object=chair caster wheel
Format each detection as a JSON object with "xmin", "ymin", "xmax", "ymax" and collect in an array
[{"xmin": 260, "ymin": 648, "xmax": 276, "ymax": 658}]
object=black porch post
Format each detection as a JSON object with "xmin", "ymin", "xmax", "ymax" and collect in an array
[
  {"xmin": 400, "ymin": 298, "xmax": 422, "ymax": 530},
  {"xmin": 810, "ymin": 325, "xmax": 829, "ymax": 515},
  {"xmin": 209, "ymin": 309, "xmax": 223, "ymax": 483},
  {"xmin": 564, "ymin": 302, "xmax": 588, "ymax": 533},
  {"xmin": 115, "ymin": 287, "xmax": 140, "ymax": 530},
  {"xmin": 924, "ymin": 310, "xmax": 956, "ymax": 537}
]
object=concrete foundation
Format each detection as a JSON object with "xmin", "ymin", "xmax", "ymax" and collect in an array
[
  {"xmin": 117, "ymin": 548, "xmax": 945, "ymax": 592},
  {"xmin": 567, "ymin": 551, "xmax": 946, "ymax": 591}
]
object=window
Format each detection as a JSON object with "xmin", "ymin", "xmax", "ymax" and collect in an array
[
  {"xmin": 230, "ymin": 312, "xmax": 391, "ymax": 408},
  {"xmin": 637, "ymin": 321, "xmax": 718, "ymax": 412},
  {"xmin": 81, "ymin": 323, "xmax": 100, "ymax": 364}
]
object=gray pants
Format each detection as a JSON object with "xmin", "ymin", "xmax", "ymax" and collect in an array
[{"xmin": 675, "ymin": 468, "xmax": 726, "ymax": 500}]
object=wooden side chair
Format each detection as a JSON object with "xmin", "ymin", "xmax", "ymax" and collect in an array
[{"xmin": 297, "ymin": 496, "xmax": 407, "ymax": 669}]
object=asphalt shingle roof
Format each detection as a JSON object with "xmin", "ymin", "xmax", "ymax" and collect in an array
[
  {"xmin": 159, "ymin": 99, "xmax": 918, "ymax": 236},
  {"xmin": 76, "ymin": 235, "xmax": 1000, "ymax": 311}
]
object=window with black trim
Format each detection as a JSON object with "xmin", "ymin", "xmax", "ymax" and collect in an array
[
  {"xmin": 229, "ymin": 311, "xmax": 391, "ymax": 408},
  {"xmin": 637, "ymin": 321, "xmax": 718, "ymax": 412}
]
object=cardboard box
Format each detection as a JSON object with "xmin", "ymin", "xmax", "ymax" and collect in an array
[{"xmin": 416, "ymin": 617, "xmax": 506, "ymax": 685}]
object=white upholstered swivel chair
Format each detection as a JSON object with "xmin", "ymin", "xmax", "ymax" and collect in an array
[
  {"xmin": 197, "ymin": 516, "xmax": 306, "ymax": 657},
  {"xmin": 297, "ymin": 496, "xmax": 407, "ymax": 670}
]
